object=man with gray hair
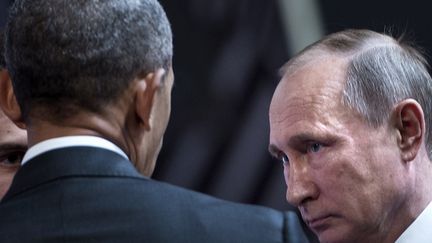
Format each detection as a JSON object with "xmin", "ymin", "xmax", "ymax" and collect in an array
[
  {"xmin": 269, "ymin": 29, "xmax": 432, "ymax": 243},
  {"xmin": 0, "ymin": 0, "xmax": 313, "ymax": 242}
]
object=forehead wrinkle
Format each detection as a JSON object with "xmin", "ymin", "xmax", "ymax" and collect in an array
[
  {"xmin": 270, "ymin": 74, "xmax": 344, "ymax": 125},
  {"xmin": 270, "ymin": 95, "xmax": 322, "ymax": 125}
]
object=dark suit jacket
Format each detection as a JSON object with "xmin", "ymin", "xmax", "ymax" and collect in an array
[{"xmin": 0, "ymin": 147, "xmax": 310, "ymax": 243}]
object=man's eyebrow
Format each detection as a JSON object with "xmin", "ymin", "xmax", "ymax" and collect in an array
[
  {"xmin": 268, "ymin": 132, "xmax": 323, "ymax": 156},
  {"xmin": 289, "ymin": 133, "xmax": 317, "ymax": 144},
  {"xmin": 268, "ymin": 144, "xmax": 279, "ymax": 157},
  {"xmin": 0, "ymin": 143, "xmax": 28, "ymax": 152}
]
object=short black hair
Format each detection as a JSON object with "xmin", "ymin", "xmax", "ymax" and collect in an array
[{"xmin": 5, "ymin": 0, "xmax": 172, "ymax": 122}]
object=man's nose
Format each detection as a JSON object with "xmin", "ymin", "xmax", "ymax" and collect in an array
[{"xmin": 284, "ymin": 160, "xmax": 319, "ymax": 207}]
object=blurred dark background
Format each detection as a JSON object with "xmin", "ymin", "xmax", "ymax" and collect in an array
[{"xmin": 2, "ymin": 0, "xmax": 432, "ymax": 211}]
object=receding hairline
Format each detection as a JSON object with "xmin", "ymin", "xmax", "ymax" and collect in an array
[{"xmin": 279, "ymin": 30, "xmax": 399, "ymax": 79}]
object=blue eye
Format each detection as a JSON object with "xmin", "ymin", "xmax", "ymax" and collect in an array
[
  {"xmin": 281, "ymin": 154, "xmax": 289, "ymax": 166},
  {"xmin": 309, "ymin": 143, "xmax": 322, "ymax": 153}
]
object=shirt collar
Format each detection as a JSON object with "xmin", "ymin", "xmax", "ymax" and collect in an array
[
  {"xmin": 22, "ymin": 136, "xmax": 129, "ymax": 165},
  {"xmin": 395, "ymin": 201, "xmax": 432, "ymax": 243}
]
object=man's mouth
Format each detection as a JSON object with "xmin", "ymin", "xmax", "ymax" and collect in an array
[{"xmin": 305, "ymin": 214, "xmax": 335, "ymax": 232}]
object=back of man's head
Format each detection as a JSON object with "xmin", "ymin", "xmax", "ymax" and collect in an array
[
  {"xmin": 282, "ymin": 29, "xmax": 432, "ymax": 158},
  {"xmin": 5, "ymin": 0, "xmax": 172, "ymax": 123}
]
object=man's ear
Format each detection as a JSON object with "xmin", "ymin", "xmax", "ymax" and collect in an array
[
  {"xmin": 392, "ymin": 99, "xmax": 424, "ymax": 162},
  {"xmin": 0, "ymin": 69, "xmax": 25, "ymax": 129},
  {"xmin": 135, "ymin": 68, "xmax": 165, "ymax": 131}
]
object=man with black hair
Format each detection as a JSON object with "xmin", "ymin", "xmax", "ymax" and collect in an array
[
  {"xmin": 0, "ymin": 32, "xmax": 26, "ymax": 199},
  {"xmin": 0, "ymin": 0, "xmax": 311, "ymax": 242},
  {"xmin": 0, "ymin": 100, "xmax": 25, "ymax": 199}
]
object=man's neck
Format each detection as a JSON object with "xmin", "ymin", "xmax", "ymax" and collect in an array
[{"xmin": 26, "ymin": 114, "xmax": 128, "ymax": 155}]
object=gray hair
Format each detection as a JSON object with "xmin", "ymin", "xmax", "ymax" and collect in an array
[{"xmin": 282, "ymin": 29, "xmax": 432, "ymax": 158}]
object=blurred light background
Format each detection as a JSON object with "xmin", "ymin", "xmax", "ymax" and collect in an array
[{"xmin": 1, "ymin": 0, "xmax": 432, "ymax": 212}]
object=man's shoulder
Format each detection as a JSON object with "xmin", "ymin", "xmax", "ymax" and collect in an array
[
  {"xmin": 0, "ymin": 146, "xmax": 311, "ymax": 243},
  {"xmin": 0, "ymin": 175, "xmax": 311, "ymax": 243}
]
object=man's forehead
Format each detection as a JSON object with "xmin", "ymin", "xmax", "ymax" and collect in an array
[
  {"xmin": 0, "ymin": 113, "xmax": 25, "ymax": 138},
  {"xmin": 0, "ymin": 112, "xmax": 10, "ymax": 127},
  {"xmin": 282, "ymin": 55, "xmax": 347, "ymax": 87},
  {"xmin": 269, "ymin": 57, "xmax": 350, "ymax": 138},
  {"xmin": 269, "ymin": 94, "xmax": 320, "ymax": 125},
  {"xmin": 272, "ymin": 58, "xmax": 346, "ymax": 107},
  {"xmin": 281, "ymin": 52, "xmax": 348, "ymax": 79}
]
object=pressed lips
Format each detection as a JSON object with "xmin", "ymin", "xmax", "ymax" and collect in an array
[{"xmin": 305, "ymin": 214, "xmax": 335, "ymax": 232}]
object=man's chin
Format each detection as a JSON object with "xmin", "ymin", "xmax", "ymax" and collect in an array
[{"xmin": 315, "ymin": 224, "xmax": 353, "ymax": 243}]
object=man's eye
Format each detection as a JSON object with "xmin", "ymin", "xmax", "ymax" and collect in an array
[
  {"xmin": 280, "ymin": 154, "xmax": 289, "ymax": 166},
  {"xmin": 308, "ymin": 143, "xmax": 322, "ymax": 153},
  {"xmin": 0, "ymin": 152, "xmax": 25, "ymax": 167}
]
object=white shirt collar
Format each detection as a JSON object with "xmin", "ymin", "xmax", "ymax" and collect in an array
[
  {"xmin": 21, "ymin": 136, "xmax": 129, "ymax": 165},
  {"xmin": 395, "ymin": 201, "xmax": 432, "ymax": 243}
]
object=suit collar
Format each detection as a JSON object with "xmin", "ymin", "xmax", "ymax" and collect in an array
[
  {"xmin": 2, "ymin": 146, "xmax": 145, "ymax": 202},
  {"xmin": 22, "ymin": 136, "xmax": 128, "ymax": 165}
]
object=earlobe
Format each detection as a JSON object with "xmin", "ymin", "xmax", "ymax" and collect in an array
[
  {"xmin": 0, "ymin": 70, "xmax": 25, "ymax": 128},
  {"xmin": 393, "ymin": 99, "xmax": 424, "ymax": 162},
  {"xmin": 135, "ymin": 68, "xmax": 165, "ymax": 131}
]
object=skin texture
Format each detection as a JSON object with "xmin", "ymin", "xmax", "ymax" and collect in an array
[
  {"xmin": 269, "ymin": 56, "xmax": 432, "ymax": 243},
  {"xmin": 0, "ymin": 108, "xmax": 26, "ymax": 199},
  {"xmin": 0, "ymin": 69, "xmax": 26, "ymax": 199},
  {"xmin": 130, "ymin": 68, "xmax": 174, "ymax": 176}
]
